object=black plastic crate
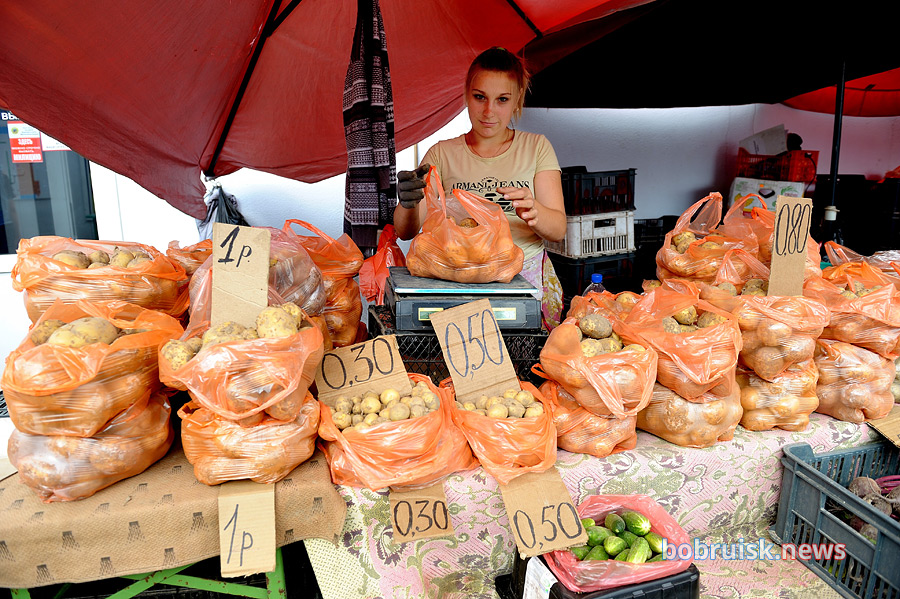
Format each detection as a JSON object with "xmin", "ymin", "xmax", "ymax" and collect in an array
[
  {"xmin": 771, "ymin": 442, "xmax": 900, "ymax": 599},
  {"xmin": 368, "ymin": 306, "xmax": 546, "ymax": 386},
  {"xmin": 561, "ymin": 167, "xmax": 636, "ymax": 215},
  {"xmin": 495, "ymin": 553, "xmax": 700, "ymax": 599}
]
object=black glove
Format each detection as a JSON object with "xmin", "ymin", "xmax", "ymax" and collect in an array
[{"xmin": 397, "ymin": 163, "xmax": 431, "ymax": 209}]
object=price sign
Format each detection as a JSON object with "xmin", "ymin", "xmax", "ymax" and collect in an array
[
  {"xmin": 315, "ymin": 335, "xmax": 412, "ymax": 406},
  {"xmin": 428, "ymin": 299, "xmax": 519, "ymax": 404},
  {"xmin": 388, "ymin": 482, "xmax": 455, "ymax": 542},
  {"xmin": 499, "ymin": 467, "xmax": 588, "ymax": 557},
  {"xmin": 869, "ymin": 405, "xmax": 900, "ymax": 450},
  {"xmin": 768, "ymin": 196, "xmax": 812, "ymax": 297},
  {"xmin": 218, "ymin": 480, "xmax": 276, "ymax": 577},
  {"xmin": 0, "ymin": 458, "xmax": 17, "ymax": 482},
  {"xmin": 211, "ymin": 223, "xmax": 270, "ymax": 328}
]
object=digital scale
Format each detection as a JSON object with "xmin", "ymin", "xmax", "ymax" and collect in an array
[{"xmin": 384, "ymin": 267, "xmax": 543, "ymax": 331}]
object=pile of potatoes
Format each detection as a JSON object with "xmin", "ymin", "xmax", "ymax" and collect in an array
[
  {"xmin": 815, "ymin": 340, "xmax": 896, "ymax": 423},
  {"xmin": 658, "ymin": 232, "xmax": 746, "ymax": 281},
  {"xmin": 577, "ymin": 313, "xmax": 648, "ymax": 356},
  {"xmin": 329, "ymin": 378, "xmax": 441, "ymax": 431},
  {"xmin": 734, "ymin": 297, "xmax": 821, "ymax": 381},
  {"xmin": 29, "ymin": 315, "xmax": 135, "ymax": 347},
  {"xmin": 542, "ymin": 381, "xmax": 637, "ymax": 458},
  {"xmin": 820, "ymin": 284, "xmax": 900, "ymax": 358},
  {"xmin": 456, "ymin": 388, "xmax": 544, "ymax": 419},
  {"xmin": 636, "ymin": 383, "xmax": 742, "ymax": 448},
  {"xmin": 737, "ymin": 360, "xmax": 819, "ymax": 431},
  {"xmin": 52, "ymin": 247, "xmax": 153, "ymax": 270},
  {"xmin": 660, "ymin": 304, "xmax": 728, "ymax": 335},
  {"xmin": 160, "ymin": 302, "xmax": 311, "ymax": 372}
]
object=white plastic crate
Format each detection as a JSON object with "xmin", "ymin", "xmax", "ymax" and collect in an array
[{"xmin": 545, "ymin": 210, "xmax": 635, "ymax": 258}]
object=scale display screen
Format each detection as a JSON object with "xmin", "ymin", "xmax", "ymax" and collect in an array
[{"xmin": 418, "ymin": 306, "xmax": 518, "ymax": 322}]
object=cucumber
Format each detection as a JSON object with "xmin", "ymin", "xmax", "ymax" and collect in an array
[
  {"xmin": 603, "ymin": 535, "xmax": 627, "ymax": 557},
  {"xmin": 625, "ymin": 537, "xmax": 651, "ymax": 563},
  {"xmin": 614, "ymin": 550, "xmax": 630, "ymax": 561},
  {"xmin": 644, "ymin": 531, "xmax": 665, "ymax": 554},
  {"xmin": 620, "ymin": 531, "xmax": 639, "ymax": 547},
  {"xmin": 622, "ymin": 511, "xmax": 652, "ymax": 536},
  {"xmin": 585, "ymin": 545, "xmax": 609, "ymax": 561},
  {"xmin": 580, "ymin": 517, "xmax": 596, "ymax": 529},
  {"xmin": 605, "ymin": 513, "xmax": 626, "ymax": 535},
  {"xmin": 570, "ymin": 545, "xmax": 591, "ymax": 560},
  {"xmin": 586, "ymin": 526, "xmax": 613, "ymax": 547},
  {"xmin": 648, "ymin": 554, "xmax": 664, "ymax": 562}
]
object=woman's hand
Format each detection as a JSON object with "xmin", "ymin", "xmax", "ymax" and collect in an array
[
  {"xmin": 499, "ymin": 186, "xmax": 539, "ymax": 226},
  {"xmin": 499, "ymin": 170, "xmax": 567, "ymax": 242}
]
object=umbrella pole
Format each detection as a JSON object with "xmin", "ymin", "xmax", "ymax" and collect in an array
[{"xmin": 827, "ymin": 58, "xmax": 846, "ymax": 207}]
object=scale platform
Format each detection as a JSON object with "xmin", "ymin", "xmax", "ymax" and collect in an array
[{"xmin": 385, "ymin": 267, "xmax": 543, "ymax": 331}]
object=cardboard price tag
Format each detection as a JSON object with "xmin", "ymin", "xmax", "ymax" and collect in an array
[
  {"xmin": 389, "ymin": 482, "xmax": 455, "ymax": 543},
  {"xmin": 498, "ymin": 467, "xmax": 587, "ymax": 557},
  {"xmin": 218, "ymin": 480, "xmax": 276, "ymax": 577},
  {"xmin": 0, "ymin": 458, "xmax": 17, "ymax": 483},
  {"xmin": 315, "ymin": 335, "xmax": 412, "ymax": 406},
  {"xmin": 768, "ymin": 196, "xmax": 812, "ymax": 297},
  {"xmin": 868, "ymin": 405, "xmax": 900, "ymax": 450},
  {"xmin": 211, "ymin": 223, "xmax": 271, "ymax": 328},
  {"xmin": 428, "ymin": 299, "xmax": 519, "ymax": 404}
]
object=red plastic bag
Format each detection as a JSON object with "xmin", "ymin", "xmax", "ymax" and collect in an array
[
  {"xmin": 12, "ymin": 236, "xmax": 189, "ymax": 322},
  {"xmin": 179, "ymin": 392, "xmax": 320, "ymax": 485},
  {"xmin": 283, "ymin": 220, "xmax": 364, "ymax": 347},
  {"xmin": 625, "ymin": 280, "xmax": 742, "ymax": 399},
  {"xmin": 636, "ymin": 381, "xmax": 742, "ymax": 448},
  {"xmin": 540, "ymin": 381, "xmax": 637, "ymax": 458},
  {"xmin": 2, "ymin": 299, "xmax": 184, "ymax": 437},
  {"xmin": 406, "ymin": 167, "xmax": 523, "ymax": 284},
  {"xmin": 538, "ymin": 317, "xmax": 657, "ymax": 419},
  {"xmin": 359, "ymin": 225, "xmax": 406, "ymax": 305},
  {"xmin": 544, "ymin": 495, "xmax": 691, "ymax": 593},
  {"xmin": 655, "ymin": 193, "xmax": 756, "ymax": 284},
  {"xmin": 443, "ymin": 379, "xmax": 556, "ymax": 485},
  {"xmin": 316, "ymin": 374, "xmax": 477, "ymax": 491},
  {"xmin": 8, "ymin": 392, "xmax": 173, "ymax": 502}
]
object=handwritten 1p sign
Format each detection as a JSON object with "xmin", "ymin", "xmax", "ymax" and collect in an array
[
  {"xmin": 767, "ymin": 196, "xmax": 812, "ymax": 297},
  {"xmin": 211, "ymin": 223, "xmax": 270, "ymax": 328},
  {"xmin": 218, "ymin": 481, "xmax": 276, "ymax": 577}
]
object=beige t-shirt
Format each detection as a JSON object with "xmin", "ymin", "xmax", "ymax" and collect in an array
[{"xmin": 421, "ymin": 131, "xmax": 561, "ymax": 261}]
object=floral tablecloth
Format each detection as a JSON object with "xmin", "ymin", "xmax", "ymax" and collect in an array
[{"xmin": 305, "ymin": 414, "xmax": 878, "ymax": 599}]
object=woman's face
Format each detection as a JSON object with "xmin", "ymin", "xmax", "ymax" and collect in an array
[{"xmin": 466, "ymin": 69, "xmax": 520, "ymax": 140}]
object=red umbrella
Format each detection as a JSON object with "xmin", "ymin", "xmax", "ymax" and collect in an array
[
  {"xmin": 783, "ymin": 68, "xmax": 900, "ymax": 118},
  {"xmin": 0, "ymin": 0, "xmax": 655, "ymax": 219}
]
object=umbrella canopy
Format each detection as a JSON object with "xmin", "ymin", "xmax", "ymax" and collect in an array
[
  {"xmin": 0, "ymin": 0, "xmax": 654, "ymax": 219},
  {"xmin": 783, "ymin": 67, "xmax": 900, "ymax": 117}
]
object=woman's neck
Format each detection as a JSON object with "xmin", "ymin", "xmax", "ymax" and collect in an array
[{"xmin": 466, "ymin": 129, "xmax": 513, "ymax": 158}]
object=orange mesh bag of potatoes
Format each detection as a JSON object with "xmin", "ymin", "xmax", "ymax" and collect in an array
[
  {"xmin": 698, "ymin": 248, "xmax": 771, "ymax": 312},
  {"xmin": 625, "ymin": 280, "xmax": 742, "ymax": 400},
  {"xmin": 187, "ymin": 226, "xmax": 327, "ymax": 329},
  {"xmin": 160, "ymin": 304, "xmax": 324, "ymax": 425},
  {"xmin": 655, "ymin": 193, "xmax": 757, "ymax": 284},
  {"xmin": 166, "ymin": 239, "xmax": 213, "ymax": 277},
  {"xmin": 567, "ymin": 290, "xmax": 644, "ymax": 320},
  {"xmin": 443, "ymin": 379, "xmax": 556, "ymax": 485},
  {"xmin": 814, "ymin": 339, "xmax": 895, "ymax": 423},
  {"xmin": 8, "ymin": 391, "xmax": 174, "ymax": 502},
  {"xmin": 804, "ymin": 261, "xmax": 900, "ymax": 359},
  {"xmin": 538, "ymin": 316, "xmax": 657, "ymax": 419},
  {"xmin": 12, "ymin": 236, "xmax": 189, "ymax": 323},
  {"xmin": 317, "ymin": 373, "xmax": 477, "ymax": 491},
  {"xmin": 2, "ymin": 299, "xmax": 184, "ymax": 437},
  {"xmin": 636, "ymin": 381, "xmax": 742, "ymax": 448},
  {"xmin": 178, "ymin": 392, "xmax": 320, "ymax": 485},
  {"xmin": 406, "ymin": 167, "xmax": 524, "ymax": 284},
  {"xmin": 283, "ymin": 220, "xmax": 364, "ymax": 347},
  {"xmin": 825, "ymin": 241, "xmax": 900, "ymax": 280},
  {"xmin": 539, "ymin": 381, "xmax": 637, "ymax": 458},
  {"xmin": 737, "ymin": 359, "xmax": 819, "ymax": 432}
]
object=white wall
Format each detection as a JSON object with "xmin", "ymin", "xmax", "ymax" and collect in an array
[{"xmin": 2, "ymin": 104, "xmax": 899, "ymax": 366}]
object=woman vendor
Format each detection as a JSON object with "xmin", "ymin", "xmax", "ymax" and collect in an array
[{"xmin": 392, "ymin": 46, "xmax": 567, "ymax": 329}]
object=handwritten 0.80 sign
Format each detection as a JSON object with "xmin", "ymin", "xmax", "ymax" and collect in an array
[{"xmin": 773, "ymin": 200, "xmax": 812, "ymax": 257}]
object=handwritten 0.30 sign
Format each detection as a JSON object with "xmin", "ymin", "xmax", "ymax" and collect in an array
[
  {"xmin": 768, "ymin": 196, "xmax": 812, "ymax": 297},
  {"xmin": 315, "ymin": 335, "xmax": 412, "ymax": 405},
  {"xmin": 389, "ymin": 483, "xmax": 455, "ymax": 543}
]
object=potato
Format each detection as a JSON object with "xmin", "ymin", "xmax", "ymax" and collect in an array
[
  {"xmin": 735, "ymin": 305, "xmax": 762, "ymax": 330},
  {"xmin": 515, "ymin": 390, "xmax": 535, "ymax": 406},
  {"xmin": 744, "ymin": 278, "xmax": 767, "ymax": 290},
  {"xmin": 740, "ymin": 386, "xmax": 761, "ymax": 411},
  {"xmin": 88, "ymin": 250, "xmax": 110, "ymax": 265},
  {"xmin": 524, "ymin": 404, "xmax": 544, "ymax": 418},
  {"xmin": 462, "ymin": 402, "xmax": 477, "ymax": 411},
  {"xmin": 351, "ymin": 414, "xmax": 364, "ymax": 425},
  {"xmin": 700, "ymin": 241, "xmax": 721, "ymax": 249},
  {"xmin": 675, "ymin": 239, "xmax": 692, "ymax": 254},
  {"xmin": 458, "ymin": 217, "xmax": 479, "ymax": 228},
  {"xmin": 782, "ymin": 335, "xmax": 815, "ymax": 362},
  {"xmin": 697, "ymin": 311, "xmax": 727, "ymax": 329},
  {"xmin": 127, "ymin": 256, "xmax": 152, "ymax": 268},
  {"xmin": 742, "ymin": 288, "xmax": 766, "ymax": 297},
  {"xmin": 201, "ymin": 321, "xmax": 248, "ymax": 348},
  {"xmin": 422, "ymin": 392, "xmax": 440, "ymax": 411},
  {"xmin": 672, "ymin": 305, "xmax": 698, "ymax": 326},
  {"xmin": 579, "ymin": 314, "xmax": 613, "ymax": 339},
  {"xmin": 662, "ymin": 316, "xmax": 682, "ymax": 334},
  {"xmin": 333, "ymin": 412, "xmax": 353, "ymax": 430},
  {"xmin": 109, "ymin": 249, "xmax": 134, "ymax": 267},
  {"xmin": 363, "ymin": 413, "xmax": 379, "ymax": 425},
  {"xmin": 388, "ymin": 402, "xmax": 411, "ymax": 421},
  {"xmin": 381, "ymin": 388, "xmax": 400, "ymax": 405},
  {"xmin": 645, "ymin": 280, "xmax": 662, "ymax": 289},
  {"xmin": 410, "ymin": 404, "xmax": 427, "ymax": 418},
  {"xmin": 758, "ymin": 320, "xmax": 792, "ymax": 347},
  {"xmin": 52, "ymin": 250, "xmax": 91, "ymax": 269},
  {"xmin": 47, "ymin": 317, "xmax": 118, "ymax": 347},
  {"xmin": 679, "ymin": 325, "xmax": 699, "ymax": 334},
  {"xmin": 502, "ymin": 389, "xmax": 518, "ymax": 400},
  {"xmin": 88, "ymin": 262, "xmax": 106, "ymax": 269},
  {"xmin": 361, "ymin": 396, "xmax": 382, "ymax": 414},
  {"xmin": 334, "ymin": 397, "xmax": 352, "ymax": 414},
  {"xmin": 749, "ymin": 347, "xmax": 786, "ymax": 380},
  {"xmin": 716, "ymin": 282, "xmax": 738, "ymax": 296},
  {"xmin": 487, "ymin": 403, "xmax": 509, "ymax": 419},
  {"xmin": 160, "ymin": 339, "xmax": 197, "ymax": 370},
  {"xmin": 596, "ymin": 338, "xmax": 623, "ymax": 353},
  {"xmin": 256, "ymin": 306, "xmax": 298, "ymax": 339},
  {"xmin": 507, "ymin": 400, "xmax": 526, "ymax": 418},
  {"xmin": 622, "ymin": 343, "xmax": 646, "ymax": 352},
  {"xmin": 29, "ymin": 319, "xmax": 66, "ymax": 345},
  {"xmin": 672, "ymin": 231, "xmax": 696, "ymax": 246},
  {"xmin": 616, "ymin": 292, "xmax": 641, "ymax": 308},
  {"xmin": 475, "ymin": 395, "xmax": 489, "ymax": 410},
  {"xmin": 186, "ymin": 337, "xmax": 203, "ymax": 354},
  {"xmin": 840, "ymin": 289, "xmax": 859, "ymax": 300},
  {"xmin": 580, "ymin": 338, "xmax": 602, "ymax": 357}
]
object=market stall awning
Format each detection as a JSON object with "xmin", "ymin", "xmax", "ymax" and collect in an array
[{"xmin": 0, "ymin": 0, "xmax": 655, "ymax": 219}]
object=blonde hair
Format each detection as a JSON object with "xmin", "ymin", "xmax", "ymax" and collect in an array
[{"xmin": 465, "ymin": 47, "xmax": 530, "ymax": 121}]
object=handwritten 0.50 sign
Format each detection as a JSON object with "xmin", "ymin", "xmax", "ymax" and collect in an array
[
  {"xmin": 773, "ymin": 201, "xmax": 812, "ymax": 257},
  {"xmin": 512, "ymin": 502, "xmax": 584, "ymax": 552},
  {"xmin": 320, "ymin": 337, "xmax": 395, "ymax": 390},
  {"xmin": 444, "ymin": 308, "xmax": 505, "ymax": 378}
]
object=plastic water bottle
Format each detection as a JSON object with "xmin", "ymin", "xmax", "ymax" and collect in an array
[{"xmin": 583, "ymin": 273, "xmax": 606, "ymax": 295}]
